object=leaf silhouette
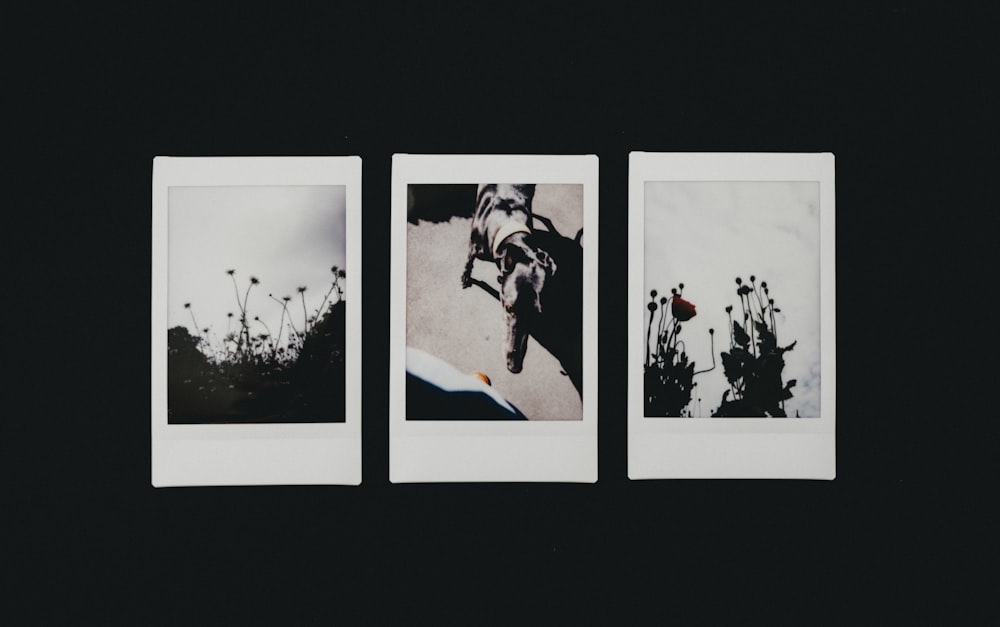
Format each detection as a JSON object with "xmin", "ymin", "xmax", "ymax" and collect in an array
[
  {"xmin": 721, "ymin": 350, "xmax": 747, "ymax": 385},
  {"xmin": 755, "ymin": 322, "xmax": 777, "ymax": 355},
  {"xmin": 713, "ymin": 278, "xmax": 801, "ymax": 418},
  {"xmin": 733, "ymin": 321, "xmax": 750, "ymax": 349}
]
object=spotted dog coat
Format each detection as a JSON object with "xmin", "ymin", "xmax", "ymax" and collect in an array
[{"xmin": 461, "ymin": 184, "xmax": 556, "ymax": 373}]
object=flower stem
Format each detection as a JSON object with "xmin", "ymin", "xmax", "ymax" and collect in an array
[
  {"xmin": 300, "ymin": 291, "xmax": 309, "ymax": 334},
  {"xmin": 230, "ymin": 273, "xmax": 246, "ymax": 353},
  {"xmin": 187, "ymin": 307, "xmax": 202, "ymax": 343},
  {"xmin": 242, "ymin": 283, "xmax": 256, "ymax": 359},
  {"xmin": 693, "ymin": 330, "xmax": 716, "ymax": 375}
]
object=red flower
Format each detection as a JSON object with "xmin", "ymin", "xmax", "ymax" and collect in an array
[{"xmin": 672, "ymin": 296, "xmax": 697, "ymax": 321}]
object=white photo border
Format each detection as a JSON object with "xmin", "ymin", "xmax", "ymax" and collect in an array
[
  {"xmin": 151, "ymin": 156, "xmax": 362, "ymax": 486},
  {"xmin": 389, "ymin": 154, "xmax": 598, "ymax": 483},
  {"xmin": 627, "ymin": 152, "xmax": 836, "ymax": 479}
]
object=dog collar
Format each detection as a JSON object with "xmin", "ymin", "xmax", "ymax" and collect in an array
[{"xmin": 492, "ymin": 221, "xmax": 532, "ymax": 257}]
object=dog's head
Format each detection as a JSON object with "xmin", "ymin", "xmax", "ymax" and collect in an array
[{"xmin": 496, "ymin": 240, "xmax": 556, "ymax": 373}]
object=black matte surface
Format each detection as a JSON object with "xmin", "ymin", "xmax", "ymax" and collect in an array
[{"xmin": 8, "ymin": 4, "xmax": 993, "ymax": 624}]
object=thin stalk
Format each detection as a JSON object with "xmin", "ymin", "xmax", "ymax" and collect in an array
[
  {"xmin": 241, "ymin": 279, "xmax": 259, "ymax": 354},
  {"xmin": 254, "ymin": 317, "xmax": 272, "ymax": 339},
  {"xmin": 185, "ymin": 305, "xmax": 202, "ymax": 342},
  {"xmin": 657, "ymin": 298, "xmax": 671, "ymax": 363},
  {"xmin": 770, "ymin": 301, "xmax": 778, "ymax": 346},
  {"xmin": 228, "ymin": 272, "xmax": 246, "ymax": 353},
  {"xmin": 743, "ymin": 290, "xmax": 756, "ymax": 358},
  {"xmin": 754, "ymin": 285, "xmax": 767, "ymax": 326},
  {"xmin": 693, "ymin": 330, "xmax": 716, "ymax": 376},
  {"xmin": 315, "ymin": 284, "xmax": 336, "ymax": 323},
  {"xmin": 275, "ymin": 308, "xmax": 286, "ymax": 351},
  {"xmin": 645, "ymin": 296, "xmax": 658, "ymax": 367},
  {"xmin": 298, "ymin": 287, "xmax": 308, "ymax": 334}
]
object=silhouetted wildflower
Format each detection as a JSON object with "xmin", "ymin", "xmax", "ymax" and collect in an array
[
  {"xmin": 714, "ymin": 276, "xmax": 796, "ymax": 417},
  {"xmin": 645, "ymin": 284, "xmax": 714, "ymax": 417}
]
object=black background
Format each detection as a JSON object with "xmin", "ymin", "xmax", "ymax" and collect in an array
[{"xmin": 9, "ymin": 4, "xmax": 996, "ymax": 624}]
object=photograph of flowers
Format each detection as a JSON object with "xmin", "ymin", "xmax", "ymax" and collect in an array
[
  {"xmin": 643, "ymin": 181, "xmax": 821, "ymax": 418},
  {"xmin": 167, "ymin": 185, "xmax": 348, "ymax": 424}
]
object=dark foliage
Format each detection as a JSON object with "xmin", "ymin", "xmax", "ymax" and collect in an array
[
  {"xmin": 644, "ymin": 285, "xmax": 713, "ymax": 417},
  {"xmin": 713, "ymin": 276, "xmax": 797, "ymax": 417},
  {"xmin": 167, "ymin": 270, "xmax": 346, "ymax": 424}
]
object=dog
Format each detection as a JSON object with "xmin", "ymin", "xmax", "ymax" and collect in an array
[{"xmin": 461, "ymin": 184, "xmax": 556, "ymax": 373}]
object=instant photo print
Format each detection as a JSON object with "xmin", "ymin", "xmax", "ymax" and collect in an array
[
  {"xmin": 390, "ymin": 154, "xmax": 598, "ymax": 483},
  {"xmin": 151, "ymin": 156, "xmax": 362, "ymax": 486},
  {"xmin": 628, "ymin": 152, "xmax": 836, "ymax": 480}
]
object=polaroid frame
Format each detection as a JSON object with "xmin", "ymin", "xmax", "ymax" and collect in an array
[
  {"xmin": 151, "ymin": 156, "xmax": 362, "ymax": 486},
  {"xmin": 628, "ymin": 152, "xmax": 836, "ymax": 480},
  {"xmin": 390, "ymin": 154, "xmax": 598, "ymax": 483}
]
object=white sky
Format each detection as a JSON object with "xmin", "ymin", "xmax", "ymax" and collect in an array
[
  {"xmin": 644, "ymin": 181, "xmax": 821, "ymax": 417},
  {"xmin": 168, "ymin": 185, "xmax": 346, "ymax": 355}
]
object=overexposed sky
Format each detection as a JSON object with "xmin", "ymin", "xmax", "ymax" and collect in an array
[
  {"xmin": 168, "ymin": 185, "xmax": 346, "ymax": 355},
  {"xmin": 644, "ymin": 181, "xmax": 821, "ymax": 417}
]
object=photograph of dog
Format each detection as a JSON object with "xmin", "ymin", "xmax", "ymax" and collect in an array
[{"xmin": 406, "ymin": 183, "xmax": 583, "ymax": 420}]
